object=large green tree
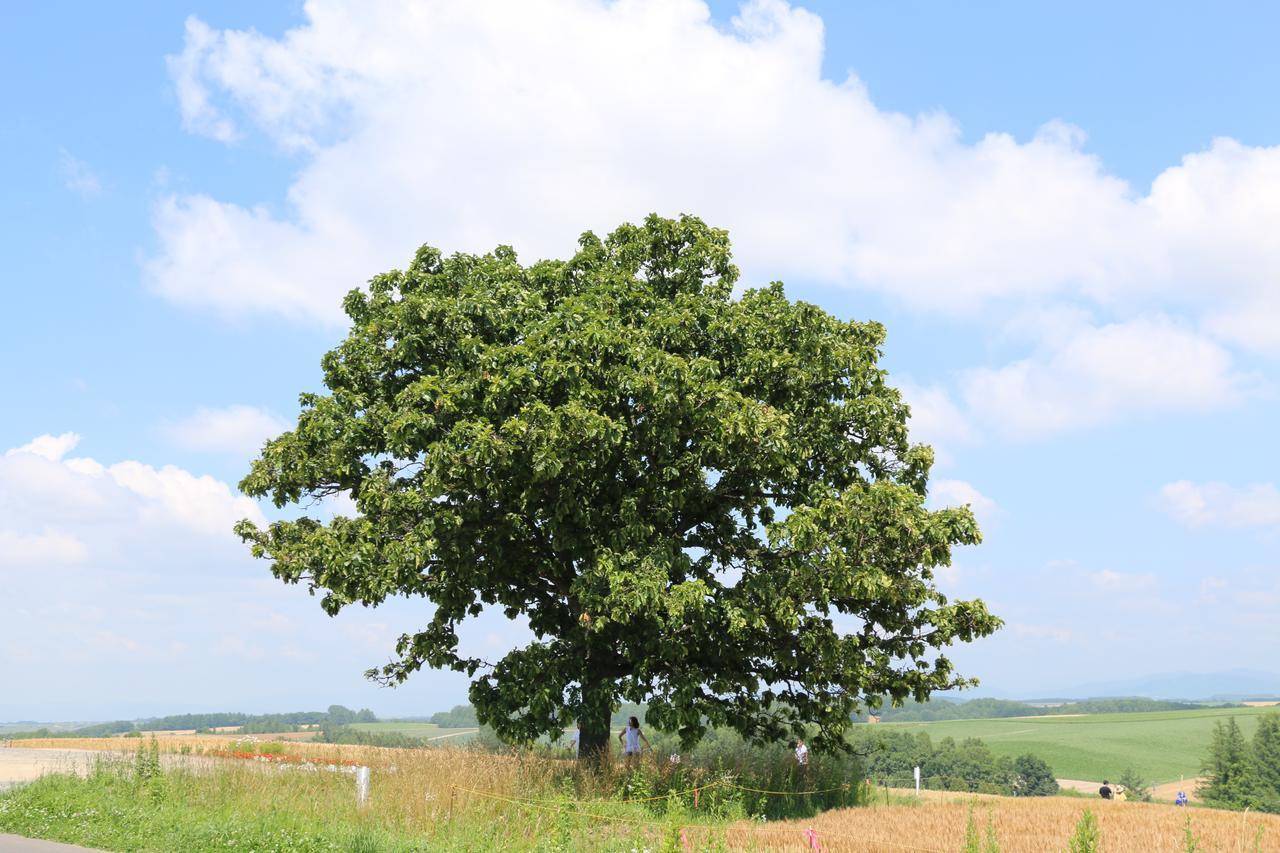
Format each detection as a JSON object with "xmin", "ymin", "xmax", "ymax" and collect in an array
[{"xmin": 237, "ymin": 214, "xmax": 1000, "ymax": 757}]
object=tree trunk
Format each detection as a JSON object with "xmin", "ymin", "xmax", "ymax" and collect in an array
[{"xmin": 577, "ymin": 665, "xmax": 614, "ymax": 763}]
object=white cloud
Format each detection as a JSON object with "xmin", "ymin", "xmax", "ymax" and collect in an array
[
  {"xmin": 7, "ymin": 432, "xmax": 82, "ymax": 462},
  {"xmin": 900, "ymin": 382, "xmax": 974, "ymax": 458},
  {"xmin": 928, "ymin": 479, "xmax": 998, "ymax": 527},
  {"xmin": 163, "ymin": 404, "xmax": 289, "ymax": 456},
  {"xmin": 960, "ymin": 315, "xmax": 1254, "ymax": 438},
  {"xmin": 0, "ymin": 529, "xmax": 89, "ymax": 566},
  {"xmin": 1, "ymin": 434, "xmax": 265, "ymax": 541},
  {"xmin": 1158, "ymin": 480, "xmax": 1280, "ymax": 529},
  {"xmin": 58, "ymin": 149, "xmax": 102, "ymax": 198},
  {"xmin": 145, "ymin": 0, "xmax": 1280, "ymax": 359}
]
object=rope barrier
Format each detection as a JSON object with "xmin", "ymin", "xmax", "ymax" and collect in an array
[
  {"xmin": 731, "ymin": 782, "xmax": 852, "ymax": 796},
  {"xmin": 451, "ymin": 778, "xmax": 726, "ymax": 807}
]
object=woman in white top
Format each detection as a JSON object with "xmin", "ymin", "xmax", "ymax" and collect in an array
[{"xmin": 618, "ymin": 715, "xmax": 650, "ymax": 760}]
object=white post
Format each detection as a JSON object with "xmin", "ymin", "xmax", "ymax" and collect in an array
[
  {"xmin": 356, "ymin": 766, "xmax": 371, "ymax": 808},
  {"xmin": 913, "ymin": 765, "xmax": 921, "ymax": 796}
]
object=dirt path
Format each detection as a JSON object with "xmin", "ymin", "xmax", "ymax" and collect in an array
[
  {"xmin": 1058, "ymin": 777, "xmax": 1204, "ymax": 802},
  {"xmin": 0, "ymin": 749, "xmax": 113, "ymax": 789}
]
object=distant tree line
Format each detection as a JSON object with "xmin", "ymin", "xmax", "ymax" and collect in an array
[
  {"xmin": 3, "ymin": 704, "xmax": 376, "ymax": 740},
  {"xmin": 861, "ymin": 696, "xmax": 1225, "ymax": 722},
  {"xmin": 426, "ymin": 705, "xmax": 479, "ymax": 728},
  {"xmin": 1200, "ymin": 712, "xmax": 1280, "ymax": 813},
  {"xmin": 851, "ymin": 729, "xmax": 1059, "ymax": 796}
]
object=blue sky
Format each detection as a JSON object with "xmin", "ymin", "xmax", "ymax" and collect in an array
[{"xmin": 2, "ymin": 1, "xmax": 1278, "ymax": 721}]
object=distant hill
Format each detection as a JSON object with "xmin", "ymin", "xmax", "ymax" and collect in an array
[{"xmin": 862, "ymin": 696, "xmax": 1213, "ymax": 722}]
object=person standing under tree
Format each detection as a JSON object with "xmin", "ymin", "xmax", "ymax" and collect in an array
[
  {"xmin": 793, "ymin": 738, "xmax": 810, "ymax": 780},
  {"xmin": 618, "ymin": 716, "xmax": 650, "ymax": 763}
]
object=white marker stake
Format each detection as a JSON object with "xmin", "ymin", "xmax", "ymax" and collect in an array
[
  {"xmin": 913, "ymin": 765, "xmax": 921, "ymax": 796},
  {"xmin": 356, "ymin": 766, "xmax": 371, "ymax": 808}
]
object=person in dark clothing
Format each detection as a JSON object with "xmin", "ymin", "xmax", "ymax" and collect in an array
[{"xmin": 1099, "ymin": 780, "xmax": 1113, "ymax": 800}]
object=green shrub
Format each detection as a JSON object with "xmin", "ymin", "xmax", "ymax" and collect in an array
[{"xmin": 1068, "ymin": 809, "xmax": 1100, "ymax": 853}]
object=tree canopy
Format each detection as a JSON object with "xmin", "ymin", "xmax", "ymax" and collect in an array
[{"xmin": 237, "ymin": 214, "xmax": 1000, "ymax": 755}]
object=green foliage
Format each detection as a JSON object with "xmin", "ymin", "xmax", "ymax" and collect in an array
[
  {"xmin": 1199, "ymin": 711, "xmax": 1280, "ymax": 814},
  {"xmin": 1200, "ymin": 717, "xmax": 1251, "ymax": 807},
  {"xmin": 318, "ymin": 724, "xmax": 432, "ymax": 749},
  {"xmin": 963, "ymin": 809, "xmax": 981, "ymax": 853},
  {"xmin": 1248, "ymin": 712, "xmax": 1280, "ymax": 812},
  {"xmin": 429, "ymin": 704, "xmax": 480, "ymax": 728},
  {"xmin": 1181, "ymin": 815, "xmax": 1201, "ymax": 852},
  {"xmin": 236, "ymin": 213, "xmax": 999, "ymax": 756},
  {"xmin": 134, "ymin": 736, "xmax": 161, "ymax": 783},
  {"xmin": 985, "ymin": 813, "xmax": 1001, "ymax": 853},
  {"xmin": 852, "ymin": 729, "xmax": 1055, "ymax": 796},
  {"xmin": 636, "ymin": 725, "xmax": 865, "ymax": 819},
  {"xmin": 1011, "ymin": 754, "xmax": 1058, "ymax": 797},
  {"xmin": 1067, "ymin": 809, "xmax": 1100, "ymax": 853},
  {"xmin": 1116, "ymin": 766, "xmax": 1151, "ymax": 802}
]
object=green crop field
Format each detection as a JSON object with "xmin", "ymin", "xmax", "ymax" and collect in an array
[
  {"xmin": 879, "ymin": 705, "xmax": 1275, "ymax": 784},
  {"xmin": 347, "ymin": 721, "xmax": 478, "ymax": 742}
]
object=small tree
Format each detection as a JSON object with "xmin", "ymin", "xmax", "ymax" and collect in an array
[
  {"xmin": 238, "ymin": 214, "xmax": 1001, "ymax": 758},
  {"xmin": 1067, "ymin": 809, "xmax": 1100, "ymax": 853},
  {"xmin": 1116, "ymin": 766, "xmax": 1151, "ymax": 803},
  {"xmin": 1011, "ymin": 753, "xmax": 1058, "ymax": 796}
]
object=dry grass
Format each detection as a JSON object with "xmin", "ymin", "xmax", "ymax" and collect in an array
[
  {"xmin": 724, "ymin": 796, "xmax": 1280, "ymax": 852},
  {"xmin": 7, "ymin": 739, "xmax": 1279, "ymax": 851}
]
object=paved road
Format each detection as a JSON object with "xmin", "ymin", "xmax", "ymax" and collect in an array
[{"xmin": 0, "ymin": 835, "xmax": 104, "ymax": 852}]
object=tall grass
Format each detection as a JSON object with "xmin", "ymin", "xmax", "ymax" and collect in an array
[{"xmin": 5, "ymin": 738, "xmax": 1280, "ymax": 851}]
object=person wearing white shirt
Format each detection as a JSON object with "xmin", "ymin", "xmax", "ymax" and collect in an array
[
  {"xmin": 793, "ymin": 738, "xmax": 809, "ymax": 776},
  {"xmin": 618, "ymin": 715, "xmax": 650, "ymax": 762}
]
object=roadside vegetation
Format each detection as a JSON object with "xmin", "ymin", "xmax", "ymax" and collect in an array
[{"xmin": 3, "ymin": 736, "xmax": 1277, "ymax": 852}]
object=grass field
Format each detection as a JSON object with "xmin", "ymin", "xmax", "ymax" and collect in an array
[
  {"xmin": 347, "ymin": 722, "xmax": 478, "ymax": 742},
  {"xmin": 880, "ymin": 705, "xmax": 1275, "ymax": 783},
  {"xmin": 2, "ymin": 742, "xmax": 1276, "ymax": 852}
]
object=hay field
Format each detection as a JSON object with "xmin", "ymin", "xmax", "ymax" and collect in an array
[
  {"xmin": 726, "ymin": 797, "xmax": 1280, "ymax": 852},
  {"xmin": 878, "ymin": 705, "xmax": 1274, "ymax": 783},
  {"xmin": 4, "ymin": 740, "xmax": 1278, "ymax": 851}
]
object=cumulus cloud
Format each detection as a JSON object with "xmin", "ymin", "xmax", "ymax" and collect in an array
[
  {"xmin": 146, "ymin": 0, "xmax": 1280, "ymax": 362},
  {"xmin": 1158, "ymin": 480, "xmax": 1280, "ymax": 529},
  {"xmin": 0, "ymin": 433, "xmax": 265, "ymax": 544},
  {"xmin": 7, "ymin": 432, "xmax": 83, "ymax": 462},
  {"xmin": 900, "ymin": 382, "xmax": 974, "ymax": 458},
  {"xmin": 959, "ymin": 315, "xmax": 1256, "ymax": 438},
  {"xmin": 163, "ymin": 404, "xmax": 289, "ymax": 456},
  {"xmin": 0, "ymin": 529, "xmax": 89, "ymax": 565},
  {"xmin": 928, "ymin": 479, "xmax": 998, "ymax": 528}
]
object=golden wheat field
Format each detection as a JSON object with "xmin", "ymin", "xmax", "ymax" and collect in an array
[
  {"xmin": 5, "ymin": 738, "xmax": 1279, "ymax": 851},
  {"xmin": 724, "ymin": 798, "xmax": 1280, "ymax": 852}
]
